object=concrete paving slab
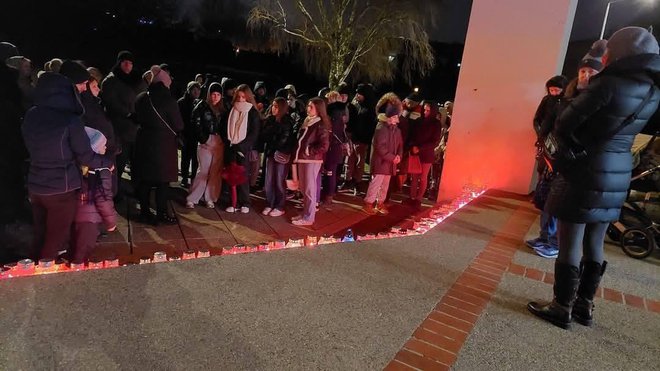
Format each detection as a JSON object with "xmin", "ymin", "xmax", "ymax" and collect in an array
[{"xmin": 453, "ymin": 273, "xmax": 660, "ymax": 371}]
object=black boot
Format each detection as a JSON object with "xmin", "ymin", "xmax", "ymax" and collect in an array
[
  {"xmin": 527, "ymin": 261, "xmax": 580, "ymax": 329},
  {"xmin": 573, "ymin": 261, "xmax": 607, "ymax": 327}
]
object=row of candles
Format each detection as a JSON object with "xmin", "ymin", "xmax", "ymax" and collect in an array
[{"xmin": 1, "ymin": 185, "xmax": 486, "ymax": 280}]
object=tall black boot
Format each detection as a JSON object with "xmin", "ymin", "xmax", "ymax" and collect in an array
[
  {"xmin": 573, "ymin": 261, "xmax": 607, "ymax": 327},
  {"xmin": 527, "ymin": 261, "xmax": 580, "ymax": 329}
]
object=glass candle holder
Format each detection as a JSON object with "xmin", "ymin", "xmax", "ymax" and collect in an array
[
  {"xmin": 222, "ymin": 246, "xmax": 234, "ymax": 255},
  {"xmin": 197, "ymin": 249, "xmax": 210, "ymax": 258},
  {"xmin": 1, "ymin": 266, "xmax": 11, "ymax": 279},
  {"xmin": 70, "ymin": 262, "xmax": 86, "ymax": 271},
  {"xmin": 37, "ymin": 258, "xmax": 55, "ymax": 274},
  {"xmin": 305, "ymin": 236, "xmax": 318, "ymax": 246},
  {"xmin": 89, "ymin": 260, "xmax": 104, "ymax": 269},
  {"xmin": 272, "ymin": 240, "xmax": 286, "ymax": 250},
  {"xmin": 182, "ymin": 250, "xmax": 196, "ymax": 260},
  {"xmin": 233, "ymin": 244, "xmax": 247, "ymax": 254},
  {"xmin": 104, "ymin": 257, "xmax": 120, "ymax": 268},
  {"xmin": 153, "ymin": 251, "xmax": 167, "ymax": 263},
  {"xmin": 17, "ymin": 259, "xmax": 35, "ymax": 275},
  {"xmin": 258, "ymin": 242, "xmax": 269, "ymax": 252},
  {"xmin": 286, "ymin": 238, "xmax": 303, "ymax": 248},
  {"xmin": 139, "ymin": 257, "xmax": 151, "ymax": 264},
  {"xmin": 169, "ymin": 254, "xmax": 181, "ymax": 261},
  {"xmin": 377, "ymin": 232, "xmax": 389, "ymax": 239}
]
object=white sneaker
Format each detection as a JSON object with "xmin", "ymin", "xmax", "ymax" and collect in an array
[
  {"xmin": 240, "ymin": 207, "xmax": 250, "ymax": 214},
  {"xmin": 291, "ymin": 215, "xmax": 302, "ymax": 221},
  {"xmin": 262, "ymin": 207, "xmax": 272, "ymax": 216},
  {"xmin": 185, "ymin": 201, "xmax": 195, "ymax": 209},
  {"xmin": 225, "ymin": 206, "xmax": 235, "ymax": 213},
  {"xmin": 292, "ymin": 218, "xmax": 313, "ymax": 226},
  {"xmin": 206, "ymin": 201, "xmax": 215, "ymax": 209},
  {"xmin": 269, "ymin": 209, "xmax": 285, "ymax": 217}
]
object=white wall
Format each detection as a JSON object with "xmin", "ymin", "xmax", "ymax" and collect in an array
[{"xmin": 439, "ymin": 0, "xmax": 578, "ymax": 200}]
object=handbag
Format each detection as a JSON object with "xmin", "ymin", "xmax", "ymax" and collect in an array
[
  {"xmin": 543, "ymin": 85, "xmax": 655, "ymax": 172},
  {"xmin": 333, "ymin": 132, "xmax": 352, "ymax": 157},
  {"xmin": 147, "ymin": 92, "xmax": 184, "ymax": 149},
  {"xmin": 407, "ymin": 154, "xmax": 422, "ymax": 174},
  {"xmin": 273, "ymin": 150, "xmax": 291, "ymax": 164}
]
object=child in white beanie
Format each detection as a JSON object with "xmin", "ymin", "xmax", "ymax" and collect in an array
[{"xmin": 71, "ymin": 127, "xmax": 117, "ymax": 264}]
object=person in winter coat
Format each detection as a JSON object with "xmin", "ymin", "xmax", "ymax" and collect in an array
[
  {"xmin": 186, "ymin": 82, "xmax": 226, "ymax": 209},
  {"xmin": 321, "ymin": 91, "xmax": 349, "ymax": 205},
  {"xmin": 132, "ymin": 66, "xmax": 184, "ymax": 225},
  {"xmin": 254, "ymin": 81, "xmax": 269, "ymax": 114},
  {"xmin": 221, "ymin": 77, "xmax": 238, "ymax": 112},
  {"xmin": 395, "ymin": 92, "xmax": 423, "ymax": 193},
  {"xmin": 73, "ymin": 127, "xmax": 117, "ymax": 264},
  {"xmin": 223, "ymin": 84, "xmax": 261, "ymax": 213},
  {"xmin": 22, "ymin": 72, "xmax": 113, "ymax": 260},
  {"xmin": 0, "ymin": 42, "xmax": 29, "ymax": 225},
  {"xmin": 261, "ymin": 97, "xmax": 295, "ymax": 217},
  {"xmin": 407, "ymin": 100, "xmax": 442, "ymax": 207},
  {"xmin": 343, "ymin": 83, "xmax": 376, "ymax": 191},
  {"xmin": 526, "ymin": 75, "xmax": 568, "ymax": 259},
  {"xmin": 292, "ymin": 97, "xmax": 330, "ymax": 225},
  {"xmin": 528, "ymin": 27, "xmax": 660, "ymax": 330},
  {"xmin": 363, "ymin": 93, "xmax": 403, "ymax": 215},
  {"xmin": 100, "ymin": 50, "xmax": 146, "ymax": 189},
  {"xmin": 178, "ymin": 81, "xmax": 202, "ymax": 187}
]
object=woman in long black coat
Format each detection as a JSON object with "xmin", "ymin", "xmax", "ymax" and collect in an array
[
  {"xmin": 528, "ymin": 27, "xmax": 660, "ymax": 329},
  {"xmin": 133, "ymin": 66, "xmax": 184, "ymax": 225}
]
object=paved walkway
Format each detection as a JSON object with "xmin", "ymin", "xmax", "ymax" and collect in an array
[{"xmin": 1, "ymin": 190, "xmax": 658, "ymax": 370}]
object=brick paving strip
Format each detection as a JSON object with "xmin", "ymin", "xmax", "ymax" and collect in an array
[{"xmin": 385, "ymin": 201, "xmax": 659, "ymax": 371}]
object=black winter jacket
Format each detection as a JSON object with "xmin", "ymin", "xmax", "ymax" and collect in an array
[
  {"xmin": 347, "ymin": 101, "xmax": 376, "ymax": 145},
  {"xmin": 133, "ymin": 82, "xmax": 185, "ymax": 183},
  {"xmin": 192, "ymin": 100, "xmax": 226, "ymax": 144},
  {"xmin": 22, "ymin": 72, "xmax": 111, "ymax": 195},
  {"xmin": 100, "ymin": 67, "xmax": 145, "ymax": 144},
  {"xmin": 326, "ymin": 101, "xmax": 349, "ymax": 164},
  {"xmin": 261, "ymin": 115, "xmax": 295, "ymax": 156},
  {"xmin": 80, "ymin": 90, "xmax": 118, "ymax": 156},
  {"xmin": 545, "ymin": 54, "xmax": 660, "ymax": 223},
  {"xmin": 178, "ymin": 93, "xmax": 198, "ymax": 142}
]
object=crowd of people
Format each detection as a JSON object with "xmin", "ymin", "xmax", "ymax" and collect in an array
[{"xmin": 0, "ymin": 43, "xmax": 453, "ymax": 263}]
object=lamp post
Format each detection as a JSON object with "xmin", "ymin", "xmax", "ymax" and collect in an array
[{"xmin": 600, "ymin": 0, "xmax": 655, "ymax": 39}]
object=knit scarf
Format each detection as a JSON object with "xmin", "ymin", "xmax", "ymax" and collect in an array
[{"xmin": 227, "ymin": 101, "xmax": 253, "ymax": 145}]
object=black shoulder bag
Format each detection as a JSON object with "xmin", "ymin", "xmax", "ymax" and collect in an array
[{"xmin": 543, "ymin": 85, "xmax": 655, "ymax": 172}]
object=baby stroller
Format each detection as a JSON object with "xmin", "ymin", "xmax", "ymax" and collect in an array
[{"xmin": 607, "ymin": 136, "xmax": 660, "ymax": 259}]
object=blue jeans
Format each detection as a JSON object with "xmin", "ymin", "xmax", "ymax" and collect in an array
[
  {"xmin": 264, "ymin": 157, "xmax": 288, "ymax": 210},
  {"xmin": 539, "ymin": 211, "xmax": 558, "ymax": 247}
]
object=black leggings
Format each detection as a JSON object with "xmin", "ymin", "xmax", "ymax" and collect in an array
[
  {"xmin": 137, "ymin": 181, "xmax": 170, "ymax": 217},
  {"xmin": 557, "ymin": 220, "xmax": 607, "ymax": 267}
]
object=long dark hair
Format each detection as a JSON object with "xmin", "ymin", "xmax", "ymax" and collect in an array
[
  {"xmin": 269, "ymin": 97, "xmax": 289, "ymax": 121},
  {"xmin": 231, "ymin": 84, "xmax": 258, "ymax": 107},
  {"xmin": 308, "ymin": 97, "xmax": 331, "ymax": 128}
]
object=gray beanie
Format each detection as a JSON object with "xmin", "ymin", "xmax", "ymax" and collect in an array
[{"xmin": 606, "ymin": 26, "xmax": 659, "ymax": 63}]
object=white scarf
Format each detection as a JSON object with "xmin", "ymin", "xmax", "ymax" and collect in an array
[
  {"xmin": 227, "ymin": 101, "xmax": 253, "ymax": 145},
  {"xmin": 302, "ymin": 115, "xmax": 321, "ymax": 129}
]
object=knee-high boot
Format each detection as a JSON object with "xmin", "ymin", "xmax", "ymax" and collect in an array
[
  {"xmin": 527, "ymin": 261, "xmax": 580, "ymax": 329},
  {"xmin": 572, "ymin": 261, "xmax": 607, "ymax": 326}
]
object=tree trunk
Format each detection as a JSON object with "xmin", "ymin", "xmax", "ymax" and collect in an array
[{"xmin": 328, "ymin": 51, "xmax": 347, "ymax": 89}]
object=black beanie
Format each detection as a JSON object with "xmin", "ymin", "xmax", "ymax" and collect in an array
[
  {"xmin": 60, "ymin": 60, "xmax": 90, "ymax": 84},
  {"xmin": 275, "ymin": 88, "xmax": 289, "ymax": 99},
  {"xmin": 405, "ymin": 92, "xmax": 421, "ymax": 103},
  {"xmin": 208, "ymin": 82, "xmax": 223, "ymax": 95},
  {"xmin": 545, "ymin": 75, "xmax": 568, "ymax": 89},
  {"xmin": 337, "ymin": 82, "xmax": 351, "ymax": 95},
  {"xmin": 116, "ymin": 50, "xmax": 134, "ymax": 63},
  {"xmin": 577, "ymin": 39, "xmax": 607, "ymax": 72},
  {"xmin": 0, "ymin": 41, "xmax": 19, "ymax": 63}
]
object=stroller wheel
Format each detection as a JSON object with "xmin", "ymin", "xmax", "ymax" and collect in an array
[
  {"xmin": 620, "ymin": 228, "xmax": 656, "ymax": 259},
  {"xmin": 606, "ymin": 224, "xmax": 622, "ymax": 242}
]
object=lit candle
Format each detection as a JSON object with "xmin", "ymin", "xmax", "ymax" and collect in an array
[
  {"xmin": 258, "ymin": 242, "xmax": 270, "ymax": 252},
  {"xmin": 105, "ymin": 257, "xmax": 120, "ymax": 268},
  {"xmin": 37, "ymin": 258, "xmax": 55, "ymax": 274},
  {"xmin": 89, "ymin": 260, "xmax": 104, "ymax": 269},
  {"xmin": 182, "ymin": 250, "xmax": 196, "ymax": 260},
  {"xmin": 223, "ymin": 246, "xmax": 234, "ymax": 255},
  {"xmin": 17, "ymin": 259, "xmax": 35, "ymax": 275},
  {"xmin": 153, "ymin": 251, "xmax": 167, "ymax": 263},
  {"xmin": 70, "ymin": 262, "xmax": 85, "ymax": 271},
  {"xmin": 197, "ymin": 249, "xmax": 211, "ymax": 258},
  {"xmin": 139, "ymin": 257, "xmax": 151, "ymax": 264}
]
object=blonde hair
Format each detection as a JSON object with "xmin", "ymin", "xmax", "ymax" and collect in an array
[{"xmin": 325, "ymin": 91, "xmax": 341, "ymax": 104}]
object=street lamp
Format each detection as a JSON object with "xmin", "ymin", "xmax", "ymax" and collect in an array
[{"xmin": 600, "ymin": 0, "xmax": 655, "ymax": 39}]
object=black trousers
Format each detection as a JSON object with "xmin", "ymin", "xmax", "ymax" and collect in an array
[
  {"xmin": 115, "ymin": 142, "xmax": 134, "ymax": 187},
  {"xmin": 556, "ymin": 220, "xmax": 608, "ymax": 267},
  {"xmin": 137, "ymin": 181, "xmax": 170, "ymax": 217},
  {"xmin": 30, "ymin": 190, "xmax": 78, "ymax": 260}
]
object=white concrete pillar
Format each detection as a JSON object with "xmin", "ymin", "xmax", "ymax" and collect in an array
[{"xmin": 439, "ymin": 0, "xmax": 578, "ymax": 201}]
